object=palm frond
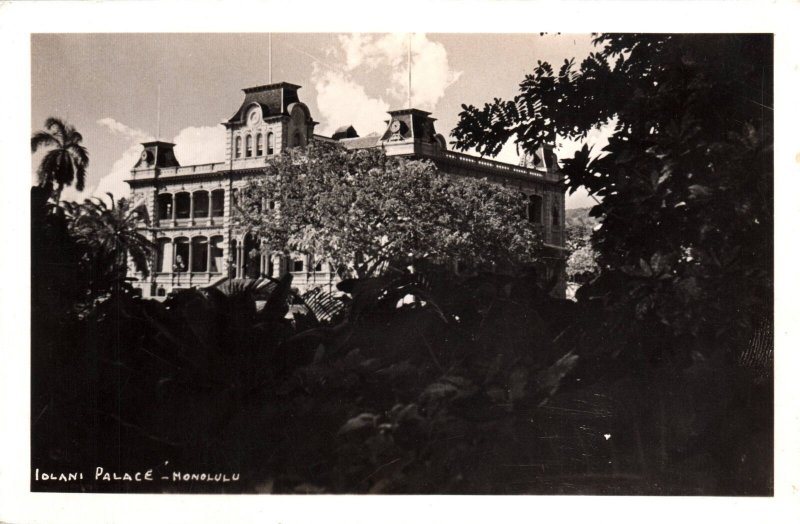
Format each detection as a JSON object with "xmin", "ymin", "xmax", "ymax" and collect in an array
[
  {"xmin": 44, "ymin": 117, "xmax": 68, "ymax": 141},
  {"xmin": 70, "ymin": 143, "xmax": 89, "ymax": 168},
  {"xmin": 31, "ymin": 131, "xmax": 59, "ymax": 153},
  {"xmin": 73, "ymin": 164, "xmax": 87, "ymax": 191},
  {"xmin": 67, "ymin": 127, "xmax": 84, "ymax": 145}
]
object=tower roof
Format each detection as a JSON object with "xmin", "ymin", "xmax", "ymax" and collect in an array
[{"xmin": 225, "ymin": 82, "xmax": 303, "ymax": 125}]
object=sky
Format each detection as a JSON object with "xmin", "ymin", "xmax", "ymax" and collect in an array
[{"xmin": 31, "ymin": 33, "xmax": 611, "ymax": 208}]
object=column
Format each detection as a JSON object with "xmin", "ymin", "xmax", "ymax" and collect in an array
[
  {"xmin": 260, "ymin": 243, "xmax": 267, "ymax": 277},
  {"xmin": 171, "ymin": 194, "xmax": 176, "ymax": 226},
  {"xmin": 188, "ymin": 239, "xmax": 194, "ymax": 275},
  {"xmin": 170, "ymin": 238, "xmax": 176, "ymax": 288},
  {"xmin": 206, "ymin": 240, "xmax": 212, "ymax": 276},
  {"xmin": 189, "ymin": 193, "xmax": 195, "ymax": 226}
]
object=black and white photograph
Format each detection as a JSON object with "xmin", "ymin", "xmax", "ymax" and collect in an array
[{"xmin": 2, "ymin": 1, "xmax": 799, "ymax": 522}]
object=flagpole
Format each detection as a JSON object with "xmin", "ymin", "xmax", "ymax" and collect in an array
[
  {"xmin": 407, "ymin": 33, "xmax": 412, "ymax": 108},
  {"xmin": 156, "ymin": 82, "xmax": 161, "ymax": 140},
  {"xmin": 269, "ymin": 33, "xmax": 272, "ymax": 84}
]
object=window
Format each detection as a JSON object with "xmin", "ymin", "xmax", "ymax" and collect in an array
[
  {"xmin": 527, "ymin": 194, "xmax": 543, "ymax": 224},
  {"xmin": 545, "ymin": 149, "xmax": 558, "ymax": 170},
  {"xmin": 193, "ymin": 191, "xmax": 209, "ymax": 219},
  {"xmin": 552, "ymin": 204, "xmax": 559, "ymax": 226},
  {"xmin": 245, "ymin": 135, "xmax": 253, "ymax": 157},
  {"xmin": 267, "ymin": 133, "xmax": 274, "ymax": 155},
  {"xmin": 292, "ymin": 132, "xmax": 304, "ymax": 148},
  {"xmin": 313, "ymin": 259, "xmax": 324, "ymax": 272},
  {"xmin": 235, "ymin": 136, "xmax": 242, "ymax": 158},
  {"xmin": 292, "ymin": 258, "xmax": 304, "ymax": 273},
  {"xmin": 157, "ymin": 194, "xmax": 172, "ymax": 220},
  {"xmin": 256, "ymin": 133, "xmax": 263, "ymax": 156},
  {"xmin": 174, "ymin": 237, "xmax": 189, "ymax": 272},
  {"xmin": 175, "ymin": 192, "xmax": 191, "ymax": 219},
  {"xmin": 211, "ymin": 189, "xmax": 225, "ymax": 217},
  {"xmin": 191, "ymin": 236, "xmax": 208, "ymax": 272}
]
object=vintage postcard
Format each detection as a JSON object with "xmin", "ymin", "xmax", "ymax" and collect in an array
[{"xmin": 2, "ymin": 1, "xmax": 799, "ymax": 523}]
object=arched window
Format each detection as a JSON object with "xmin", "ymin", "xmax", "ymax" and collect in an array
[
  {"xmin": 191, "ymin": 236, "xmax": 208, "ymax": 273},
  {"xmin": 245, "ymin": 135, "xmax": 253, "ymax": 157},
  {"xmin": 211, "ymin": 189, "xmax": 224, "ymax": 217},
  {"xmin": 174, "ymin": 237, "xmax": 189, "ymax": 273},
  {"xmin": 235, "ymin": 136, "xmax": 242, "ymax": 158},
  {"xmin": 157, "ymin": 193, "xmax": 172, "ymax": 220},
  {"xmin": 292, "ymin": 132, "xmax": 305, "ymax": 148},
  {"xmin": 174, "ymin": 192, "xmax": 191, "ymax": 219},
  {"xmin": 193, "ymin": 190, "xmax": 209, "ymax": 219},
  {"xmin": 527, "ymin": 194, "xmax": 543, "ymax": 224},
  {"xmin": 156, "ymin": 238, "xmax": 172, "ymax": 273},
  {"xmin": 267, "ymin": 132, "xmax": 274, "ymax": 155},
  {"xmin": 209, "ymin": 235, "xmax": 224, "ymax": 273},
  {"xmin": 256, "ymin": 133, "xmax": 263, "ymax": 156}
]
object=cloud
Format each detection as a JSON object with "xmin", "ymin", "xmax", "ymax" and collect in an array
[
  {"xmin": 313, "ymin": 67, "xmax": 390, "ymax": 136},
  {"xmin": 92, "ymin": 143, "xmax": 146, "ymax": 203},
  {"xmin": 172, "ymin": 125, "xmax": 227, "ymax": 166},
  {"xmin": 313, "ymin": 33, "xmax": 461, "ymax": 136},
  {"xmin": 97, "ymin": 117, "xmax": 151, "ymax": 142},
  {"xmin": 63, "ymin": 120, "xmax": 226, "ymax": 205}
]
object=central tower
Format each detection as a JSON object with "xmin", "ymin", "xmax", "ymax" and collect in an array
[{"xmin": 222, "ymin": 82, "xmax": 317, "ymax": 163}]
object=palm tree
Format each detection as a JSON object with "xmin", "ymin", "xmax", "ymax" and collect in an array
[
  {"xmin": 31, "ymin": 117, "xmax": 89, "ymax": 201},
  {"xmin": 64, "ymin": 193, "xmax": 154, "ymax": 294}
]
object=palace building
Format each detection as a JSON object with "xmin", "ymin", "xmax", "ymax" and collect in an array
[{"xmin": 126, "ymin": 82, "xmax": 566, "ymax": 298}]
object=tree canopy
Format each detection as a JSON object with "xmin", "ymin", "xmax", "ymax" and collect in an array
[
  {"xmin": 236, "ymin": 142, "xmax": 544, "ymax": 279},
  {"xmin": 31, "ymin": 117, "xmax": 89, "ymax": 201},
  {"xmin": 564, "ymin": 207, "xmax": 599, "ymax": 287},
  {"xmin": 62, "ymin": 195, "xmax": 154, "ymax": 296},
  {"xmin": 453, "ymin": 34, "xmax": 773, "ymax": 359}
]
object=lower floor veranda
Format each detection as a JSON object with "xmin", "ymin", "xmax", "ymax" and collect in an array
[{"xmin": 133, "ymin": 230, "xmax": 338, "ymax": 298}]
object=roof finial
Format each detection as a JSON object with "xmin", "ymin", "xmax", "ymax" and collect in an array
[
  {"xmin": 156, "ymin": 82, "xmax": 161, "ymax": 140},
  {"xmin": 407, "ymin": 33, "xmax": 412, "ymax": 108}
]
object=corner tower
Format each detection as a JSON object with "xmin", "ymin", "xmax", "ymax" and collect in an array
[{"xmin": 132, "ymin": 141, "xmax": 180, "ymax": 171}]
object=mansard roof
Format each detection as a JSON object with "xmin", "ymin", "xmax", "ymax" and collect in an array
[{"xmin": 225, "ymin": 82, "xmax": 302, "ymax": 125}]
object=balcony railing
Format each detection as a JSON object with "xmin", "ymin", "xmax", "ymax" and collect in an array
[{"xmin": 414, "ymin": 142, "xmax": 557, "ymax": 183}]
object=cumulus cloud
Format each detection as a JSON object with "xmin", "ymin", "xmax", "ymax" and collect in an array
[
  {"xmin": 92, "ymin": 144, "xmax": 147, "ymax": 203},
  {"xmin": 313, "ymin": 33, "xmax": 461, "ymax": 136},
  {"xmin": 313, "ymin": 67, "xmax": 390, "ymax": 136},
  {"xmin": 172, "ymin": 125, "xmax": 227, "ymax": 166},
  {"xmin": 97, "ymin": 117, "xmax": 151, "ymax": 141},
  {"xmin": 63, "ymin": 119, "xmax": 226, "ymax": 205}
]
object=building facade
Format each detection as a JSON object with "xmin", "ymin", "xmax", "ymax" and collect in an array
[{"xmin": 126, "ymin": 82, "xmax": 566, "ymax": 298}]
